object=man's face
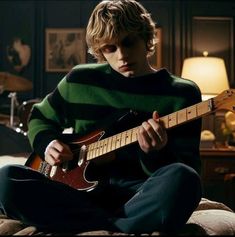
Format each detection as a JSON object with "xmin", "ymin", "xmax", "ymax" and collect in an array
[{"xmin": 100, "ymin": 32, "xmax": 151, "ymax": 77}]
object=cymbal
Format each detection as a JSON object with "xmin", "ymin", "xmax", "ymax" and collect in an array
[{"xmin": 0, "ymin": 72, "xmax": 33, "ymax": 92}]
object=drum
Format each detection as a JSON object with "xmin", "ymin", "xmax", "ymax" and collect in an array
[{"xmin": 17, "ymin": 98, "xmax": 41, "ymax": 133}]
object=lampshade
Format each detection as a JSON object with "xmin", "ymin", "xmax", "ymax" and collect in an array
[{"xmin": 181, "ymin": 56, "xmax": 229, "ymax": 100}]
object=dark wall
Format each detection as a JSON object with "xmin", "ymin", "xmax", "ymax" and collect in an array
[{"xmin": 0, "ymin": 0, "xmax": 234, "ymax": 101}]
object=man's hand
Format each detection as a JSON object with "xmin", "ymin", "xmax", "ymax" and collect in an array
[
  {"xmin": 137, "ymin": 111, "xmax": 168, "ymax": 153},
  {"xmin": 44, "ymin": 140, "xmax": 73, "ymax": 166}
]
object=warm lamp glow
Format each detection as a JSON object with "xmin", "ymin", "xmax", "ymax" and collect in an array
[{"xmin": 181, "ymin": 55, "xmax": 229, "ymax": 100}]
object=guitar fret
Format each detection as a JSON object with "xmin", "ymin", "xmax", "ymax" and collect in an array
[
  {"xmin": 129, "ymin": 128, "xmax": 133, "ymax": 143},
  {"xmin": 89, "ymin": 145, "xmax": 94, "ymax": 159},
  {"xmin": 90, "ymin": 143, "xmax": 94, "ymax": 158},
  {"xmin": 111, "ymin": 135, "xmax": 117, "ymax": 151},
  {"xmin": 187, "ymin": 105, "xmax": 197, "ymax": 120},
  {"xmin": 95, "ymin": 141, "xmax": 99, "ymax": 157},
  {"xmin": 168, "ymin": 113, "xmax": 177, "ymax": 127},
  {"xmin": 197, "ymin": 100, "xmax": 212, "ymax": 115},
  {"xmin": 96, "ymin": 140, "xmax": 101, "ymax": 157},
  {"xmin": 125, "ymin": 129, "xmax": 131, "ymax": 144},
  {"xmin": 131, "ymin": 128, "xmax": 138, "ymax": 143},
  {"xmin": 115, "ymin": 133, "xmax": 121, "ymax": 149},
  {"xmin": 90, "ymin": 143, "xmax": 96, "ymax": 159},
  {"xmin": 103, "ymin": 139, "xmax": 108, "ymax": 154},
  {"xmin": 98, "ymin": 139, "xmax": 104, "ymax": 156},
  {"xmin": 102, "ymin": 139, "xmax": 106, "ymax": 155},
  {"xmin": 161, "ymin": 116, "xmax": 169, "ymax": 128},
  {"xmin": 177, "ymin": 109, "xmax": 187, "ymax": 124},
  {"xmin": 94, "ymin": 141, "xmax": 99, "ymax": 158},
  {"xmin": 106, "ymin": 136, "xmax": 112, "ymax": 153},
  {"xmin": 121, "ymin": 131, "xmax": 126, "ymax": 147},
  {"xmin": 86, "ymin": 146, "xmax": 91, "ymax": 160}
]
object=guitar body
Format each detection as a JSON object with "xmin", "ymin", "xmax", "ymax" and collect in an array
[
  {"xmin": 25, "ymin": 130, "xmax": 107, "ymax": 191},
  {"xmin": 25, "ymin": 109, "xmax": 142, "ymax": 191}
]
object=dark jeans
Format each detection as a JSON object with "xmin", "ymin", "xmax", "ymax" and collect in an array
[{"xmin": 0, "ymin": 162, "xmax": 202, "ymax": 234}]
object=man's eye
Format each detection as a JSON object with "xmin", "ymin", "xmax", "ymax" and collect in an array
[
  {"xmin": 101, "ymin": 45, "xmax": 117, "ymax": 53},
  {"xmin": 122, "ymin": 36, "xmax": 137, "ymax": 48},
  {"xmin": 123, "ymin": 39, "xmax": 134, "ymax": 47}
]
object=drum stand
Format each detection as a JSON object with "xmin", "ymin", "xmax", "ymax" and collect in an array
[{"xmin": 8, "ymin": 92, "xmax": 19, "ymax": 127}]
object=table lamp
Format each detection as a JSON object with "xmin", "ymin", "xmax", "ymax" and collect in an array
[
  {"xmin": 181, "ymin": 51, "xmax": 229, "ymax": 101},
  {"xmin": 182, "ymin": 51, "xmax": 230, "ymax": 147}
]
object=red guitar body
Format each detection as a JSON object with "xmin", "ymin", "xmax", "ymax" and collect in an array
[{"xmin": 25, "ymin": 130, "xmax": 107, "ymax": 191}]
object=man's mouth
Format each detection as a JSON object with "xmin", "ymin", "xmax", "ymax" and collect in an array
[{"xmin": 119, "ymin": 63, "xmax": 134, "ymax": 72}]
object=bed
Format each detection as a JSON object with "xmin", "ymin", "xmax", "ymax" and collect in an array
[{"xmin": 0, "ymin": 154, "xmax": 235, "ymax": 235}]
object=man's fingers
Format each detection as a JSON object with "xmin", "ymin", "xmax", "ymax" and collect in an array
[{"xmin": 152, "ymin": 111, "xmax": 159, "ymax": 121}]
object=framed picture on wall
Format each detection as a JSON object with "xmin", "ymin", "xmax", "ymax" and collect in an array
[
  {"xmin": 45, "ymin": 28, "xmax": 86, "ymax": 72},
  {"xmin": 149, "ymin": 27, "xmax": 162, "ymax": 69}
]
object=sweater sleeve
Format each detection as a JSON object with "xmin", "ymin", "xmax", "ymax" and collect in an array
[
  {"xmin": 138, "ymin": 78, "xmax": 202, "ymax": 175},
  {"xmin": 27, "ymin": 78, "xmax": 69, "ymax": 159}
]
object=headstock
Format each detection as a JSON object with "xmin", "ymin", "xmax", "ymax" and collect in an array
[{"xmin": 213, "ymin": 89, "xmax": 235, "ymax": 113}]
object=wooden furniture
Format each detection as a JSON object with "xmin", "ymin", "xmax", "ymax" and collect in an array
[{"xmin": 200, "ymin": 147, "xmax": 235, "ymax": 211}]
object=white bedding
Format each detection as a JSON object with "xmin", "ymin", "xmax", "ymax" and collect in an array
[{"xmin": 0, "ymin": 155, "xmax": 27, "ymax": 168}]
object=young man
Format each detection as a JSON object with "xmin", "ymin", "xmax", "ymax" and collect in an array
[{"xmin": 0, "ymin": 0, "xmax": 202, "ymax": 234}]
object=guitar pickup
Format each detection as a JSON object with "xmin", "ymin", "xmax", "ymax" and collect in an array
[{"xmin": 50, "ymin": 166, "xmax": 57, "ymax": 177}]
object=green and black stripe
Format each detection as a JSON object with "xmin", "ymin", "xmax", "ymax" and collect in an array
[{"xmin": 28, "ymin": 63, "xmax": 202, "ymax": 174}]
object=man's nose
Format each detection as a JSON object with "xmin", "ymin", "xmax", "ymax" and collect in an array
[{"xmin": 116, "ymin": 46, "xmax": 128, "ymax": 60}]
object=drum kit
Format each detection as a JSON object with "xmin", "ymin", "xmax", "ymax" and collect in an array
[{"xmin": 0, "ymin": 72, "xmax": 35, "ymax": 135}]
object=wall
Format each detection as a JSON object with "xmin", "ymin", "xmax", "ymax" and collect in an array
[{"xmin": 0, "ymin": 0, "xmax": 234, "ymax": 101}]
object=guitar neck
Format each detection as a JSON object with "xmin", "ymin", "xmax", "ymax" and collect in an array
[{"xmin": 86, "ymin": 99, "xmax": 214, "ymax": 160}]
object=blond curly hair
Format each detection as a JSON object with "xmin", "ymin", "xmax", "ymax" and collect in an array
[{"xmin": 86, "ymin": 0, "xmax": 157, "ymax": 62}]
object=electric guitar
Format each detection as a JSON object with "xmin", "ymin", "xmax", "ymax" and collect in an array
[{"xmin": 25, "ymin": 89, "xmax": 235, "ymax": 191}]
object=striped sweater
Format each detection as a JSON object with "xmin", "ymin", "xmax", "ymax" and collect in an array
[{"xmin": 28, "ymin": 63, "xmax": 202, "ymax": 177}]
